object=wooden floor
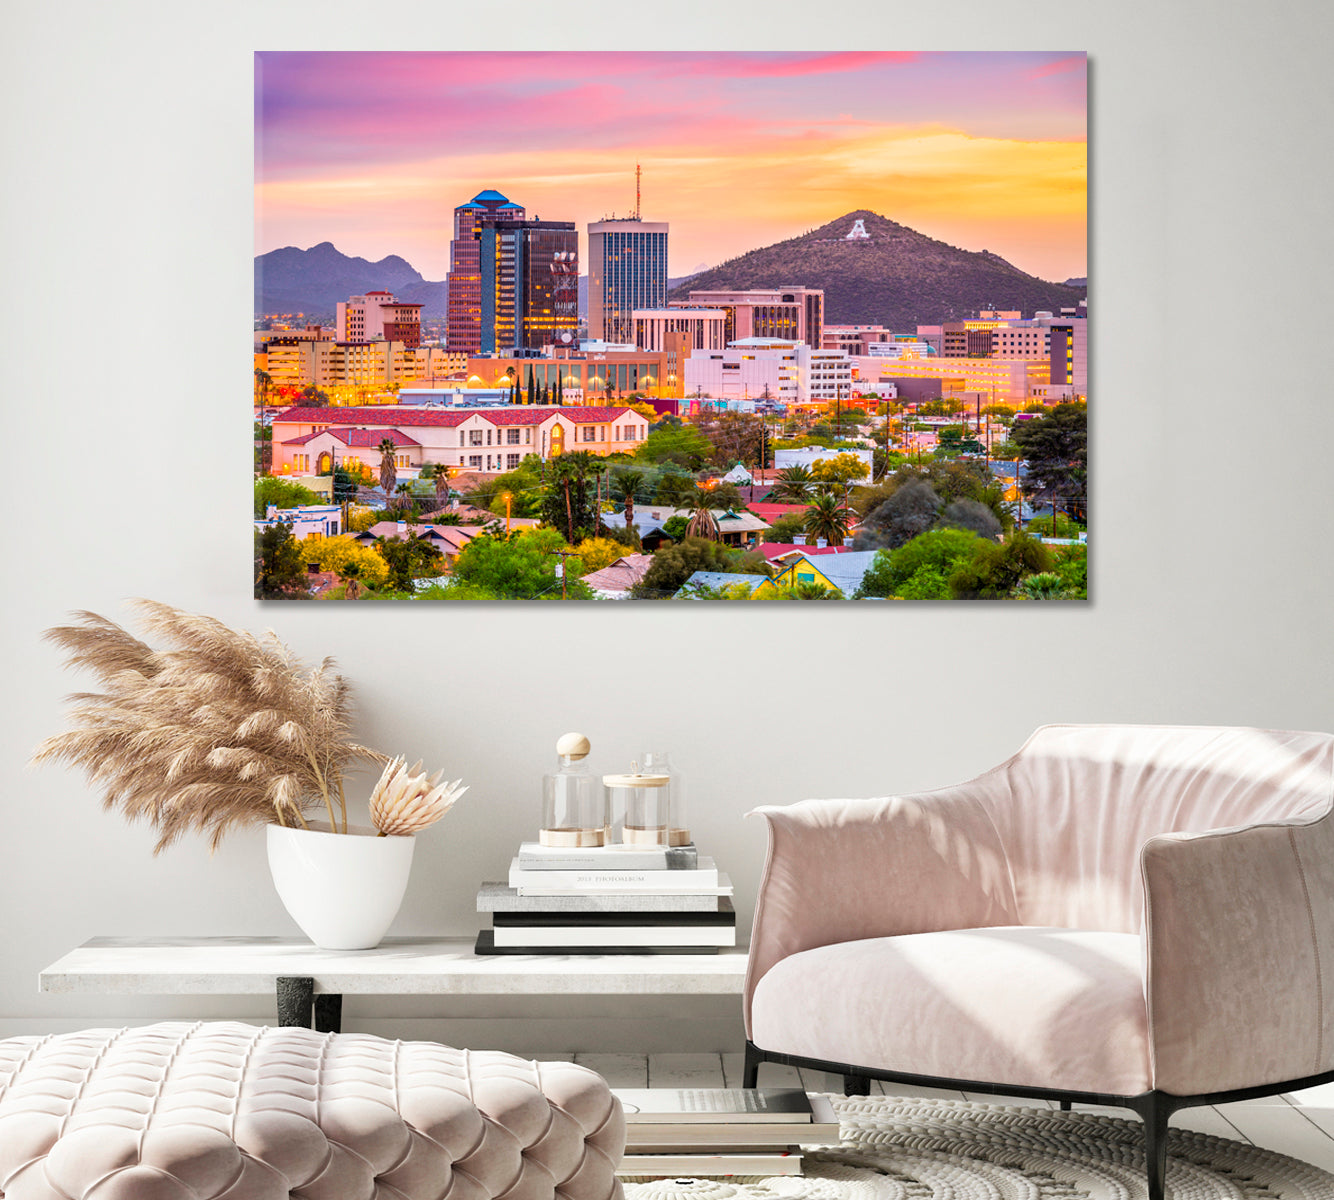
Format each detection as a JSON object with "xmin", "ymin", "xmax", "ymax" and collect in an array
[{"xmin": 519, "ymin": 1050, "xmax": 1334, "ymax": 1176}]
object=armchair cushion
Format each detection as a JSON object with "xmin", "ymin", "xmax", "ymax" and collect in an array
[{"xmin": 750, "ymin": 926, "xmax": 1150, "ymax": 1096}]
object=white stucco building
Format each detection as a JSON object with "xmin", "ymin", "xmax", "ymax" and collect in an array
[{"xmin": 683, "ymin": 339, "xmax": 852, "ymax": 405}]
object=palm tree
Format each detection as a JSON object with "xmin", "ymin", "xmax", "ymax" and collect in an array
[
  {"xmin": 770, "ymin": 464, "xmax": 814, "ymax": 502},
  {"xmin": 432, "ymin": 464, "xmax": 452, "ymax": 512},
  {"xmin": 613, "ymin": 469, "xmax": 645, "ymax": 529},
  {"xmin": 803, "ymin": 491, "xmax": 855, "ymax": 547},
  {"xmin": 340, "ymin": 560, "xmax": 364, "ymax": 600},
  {"xmin": 685, "ymin": 488, "xmax": 721, "ymax": 541},
  {"xmin": 377, "ymin": 437, "xmax": 398, "ymax": 502}
]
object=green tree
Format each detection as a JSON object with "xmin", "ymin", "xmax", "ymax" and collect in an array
[
  {"xmin": 1011, "ymin": 403, "xmax": 1088, "ymax": 523},
  {"xmin": 949, "ymin": 531, "xmax": 1055, "ymax": 599},
  {"xmin": 1052, "ymin": 543, "xmax": 1088, "ymax": 599},
  {"xmin": 449, "ymin": 528, "xmax": 590, "ymax": 599},
  {"xmin": 769, "ymin": 464, "xmax": 815, "ymax": 502},
  {"xmin": 253, "ymin": 524, "xmax": 308, "ymax": 599},
  {"xmin": 375, "ymin": 535, "xmax": 444, "ymax": 591},
  {"xmin": 853, "ymin": 481, "xmax": 942, "ymax": 551},
  {"xmin": 810, "ymin": 453, "xmax": 871, "ymax": 491},
  {"xmin": 377, "ymin": 437, "xmax": 398, "ymax": 500},
  {"xmin": 660, "ymin": 515, "xmax": 690, "ymax": 542},
  {"xmin": 612, "ymin": 468, "xmax": 646, "ymax": 530},
  {"xmin": 760, "ymin": 512, "xmax": 807, "ymax": 543},
  {"xmin": 254, "ymin": 477, "xmax": 321, "ymax": 519},
  {"xmin": 802, "ymin": 491, "xmax": 855, "ymax": 546},
  {"xmin": 634, "ymin": 538, "xmax": 768, "ymax": 597},
  {"xmin": 938, "ymin": 498, "xmax": 1002, "ymax": 541},
  {"xmin": 655, "ymin": 469, "xmax": 700, "ymax": 507},
  {"xmin": 635, "ymin": 423, "xmax": 713, "ymax": 470},
  {"xmin": 298, "ymin": 384, "xmax": 331, "ymax": 407},
  {"xmin": 856, "ymin": 528, "xmax": 987, "ymax": 599},
  {"xmin": 331, "ymin": 466, "xmax": 358, "ymax": 504},
  {"xmin": 540, "ymin": 452, "xmax": 602, "ymax": 544}
]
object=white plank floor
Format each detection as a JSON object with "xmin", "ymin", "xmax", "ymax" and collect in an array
[{"xmin": 527, "ymin": 1051, "xmax": 1334, "ymax": 1176}]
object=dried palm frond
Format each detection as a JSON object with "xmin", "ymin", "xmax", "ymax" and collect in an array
[
  {"xmin": 31, "ymin": 600, "xmax": 386, "ymax": 853},
  {"xmin": 369, "ymin": 756, "xmax": 467, "ymax": 837}
]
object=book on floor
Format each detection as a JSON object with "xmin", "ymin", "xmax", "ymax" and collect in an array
[
  {"xmin": 617, "ymin": 1151, "xmax": 802, "ymax": 1177},
  {"xmin": 516, "ymin": 842, "xmax": 699, "ymax": 871},
  {"xmin": 477, "ymin": 883, "xmax": 732, "ymax": 914},
  {"xmin": 509, "ymin": 857, "xmax": 719, "ymax": 891},
  {"xmin": 613, "ymin": 1088, "xmax": 814, "ymax": 1123},
  {"xmin": 622, "ymin": 1096, "xmax": 839, "ymax": 1148}
]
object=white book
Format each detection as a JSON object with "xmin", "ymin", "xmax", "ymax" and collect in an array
[
  {"xmin": 615, "ymin": 1088, "xmax": 812, "ymax": 1123},
  {"xmin": 491, "ymin": 924, "xmax": 737, "ymax": 948},
  {"xmin": 515, "ymin": 876, "xmax": 733, "ymax": 897},
  {"xmin": 516, "ymin": 842, "xmax": 699, "ymax": 871},
  {"xmin": 623, "ymin": 1097, "xmax": 839, "ymax": 1148},
  {"xmin": 509, "ymin": 856, "xmax": 719, "ymax": 891},
  {"xmin": 617, "ymin": 1151, "xmax": 802, "ymax": 1177}
]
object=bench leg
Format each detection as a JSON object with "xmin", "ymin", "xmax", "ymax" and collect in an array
[
  {"xmin": 1129, "ymin": 1090, "xmax": 1174, "ymax": 1200},
  {"xmin": 276, "ymin": 976, "xmax": 314, "ymax": 1027},
  {"xmin": 314, "ymin": 993, "xmax": 343, "ymax": 1034},
  {"xmin": 843, "ymin": 1073, "xmax": 871, "ymax": 1096}
]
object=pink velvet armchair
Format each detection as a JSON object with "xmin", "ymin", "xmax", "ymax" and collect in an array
[{"xmin": 743, "ymin": 725, "xmax": 1334, "ymax": 1200}]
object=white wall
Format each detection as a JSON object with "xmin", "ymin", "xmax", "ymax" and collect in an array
[{"xmin": 3, "ymin": 1, "xmax": 1332, "ymax": 1052}]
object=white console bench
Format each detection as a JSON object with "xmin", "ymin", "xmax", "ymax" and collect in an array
[{"xmin": 40, "ymin": 935, "xmax": 750, "ymax": 1032}]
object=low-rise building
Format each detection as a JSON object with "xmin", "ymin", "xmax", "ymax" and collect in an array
[
  {"xmin": 255, "ymin": 504, "xmax": 342, "ymax": 540},
  {"xmin": 684, "ymin": 339, "xmax": 852, "ymax": 405},
  {"xmin": 270, "ymin": 405, "xmax": 652, "ymax": 476}
]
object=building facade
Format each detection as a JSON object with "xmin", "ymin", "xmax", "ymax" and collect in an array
[
  {"xmin": 335, "ymin": 292, "xmax": 422, "ymax": 347},
  {"xmin": 466, "ymin": 348, "xmax": 682, "ymax": 400},
  {"xmin": 262, "ymin": 339, "xmax": 463, "ymax": 391},
  {"xmin": 271, "ymin": 405, "xmax": 652, "ymax": 476},
  {"xmin": 683, "ymin": 339, "xmax": 851, "ymax": 404},
  {"xmin": 587, "ymin": 219, "xmax": 669, "ymax": 343},
  {"xmin": 676, "ymin": 287, "xmax": 824, "ymax": 349},
  {"xmin": 632, "ymin": 308, "xmax": 727, "ymax": 353},
  {"xmin": 479, "ymin": 220, "xmax": 579, "ymax": 353},
  {"xmin": 446, "ymin": 189, "xmax": 525, "ymax": 354}
]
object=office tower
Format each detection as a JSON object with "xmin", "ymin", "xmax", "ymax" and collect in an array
[
  {"xmin": 479, "ymin": 220, "xmax": 579, "ymax": 354},
  {"xmin": 587, "ymin": 219, "xmax": 669, "ymax": 344},
  {"xmin": 447, "ymin": 189, "xmax": 525, "ymax": 354},
  {"xmin": 336, "ymin": 292, "xmax": 422, "ymax": 347}
]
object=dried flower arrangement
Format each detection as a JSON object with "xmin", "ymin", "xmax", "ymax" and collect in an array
[{"xmin": 32, "ymin": 601, "xmax": 461, "ymax": 851}]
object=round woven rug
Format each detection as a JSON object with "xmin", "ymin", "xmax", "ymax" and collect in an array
[{"xmin": 621, "ymin": 1095, "xmax": 1334, "ymax": 1200}]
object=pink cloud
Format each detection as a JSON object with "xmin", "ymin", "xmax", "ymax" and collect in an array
[{"xmin": 1026, "ymin": 54, "xmax": 1087, "ymax": 81}]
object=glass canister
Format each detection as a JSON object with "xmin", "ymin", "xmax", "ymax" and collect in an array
[
  {"xmin": 641, "ymin": 750, "xmax": 690, "ymax": 846},
  {"xmin": 603, "ymin": 763, "xmax": 672, "ymax": 845},
  {"xmin": 540, "ymin": 733, "xmax": 607, "ymax": 847}
]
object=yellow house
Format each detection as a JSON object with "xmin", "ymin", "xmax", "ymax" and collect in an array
[{"xmin": 757, "ymin": 550, "xmax": 882, "ymax": 598}]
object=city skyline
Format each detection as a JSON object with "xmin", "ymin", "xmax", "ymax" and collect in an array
[{"xmin": 255, "ymin": 51, "xmax": 1087, "ymax": 285}]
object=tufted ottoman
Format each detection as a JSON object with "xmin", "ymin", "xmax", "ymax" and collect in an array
[{"xmin": 0, "ymin": 1021, "xmax": 624, "ymax": 1200}]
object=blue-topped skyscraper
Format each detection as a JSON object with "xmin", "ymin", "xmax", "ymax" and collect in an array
[
  {"xmin": 447, "ymin": 189, "xmax": 525, "ymax": 354},
  {"xmin": 587, "ymin": 214, "xmax": 669, "ymax": 345}
]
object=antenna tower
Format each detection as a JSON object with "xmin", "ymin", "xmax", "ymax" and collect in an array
[{"xmin": 635, "ymin": 163, "xmax": 641, "ymax": 221}]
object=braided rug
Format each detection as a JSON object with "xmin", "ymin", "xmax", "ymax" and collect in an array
[{"xmin": 622, "ymin": 1095, "xmax": 1334, "ymax": 1200}]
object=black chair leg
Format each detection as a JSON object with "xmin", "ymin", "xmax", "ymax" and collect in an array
[
  {"xmin": 1059, "ymin": 1099, "xmax": 1072, "ymax": 1111},
  {"xmin": 843, "ymin": 1073, "xmax": 870, "ymax": 1096},
  {"xmin": 1129, "ymin": 1090, "xmax": 1174, "ymax": 1200},
  {"xmin": 743, "ymin": 1041, "xmax": 763, "ymax": 1089}
]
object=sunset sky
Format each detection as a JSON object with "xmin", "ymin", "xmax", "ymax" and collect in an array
[{"xmin": 255, "ymin": 51, "xmax": 1086, "ymax": 284}]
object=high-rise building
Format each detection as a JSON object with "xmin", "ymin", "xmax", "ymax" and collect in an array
[
  {"xmin": 479, "ymin": 220, "xmax": 579, "ymax": 354},
  {"xmin": 587, "ymin": 219, "xmax": 669, "ymax": 344},
  {"xmin": 447, "ymin": 189, "xmax": 525, "ymax": 354}
]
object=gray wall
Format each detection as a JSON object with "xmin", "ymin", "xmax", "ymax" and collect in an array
[{"xmin": 2, "ymin": 1, "xmax": 1332, "ymax": 1051}]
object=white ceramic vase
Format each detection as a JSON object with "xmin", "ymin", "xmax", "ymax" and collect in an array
[{"xmin": 266, "ymin": 821, "xmax": 415, "ymax": 950}]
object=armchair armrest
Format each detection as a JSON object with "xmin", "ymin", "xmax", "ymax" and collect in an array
[
  {"xmin": 744, "ymin": 785, "xmax": 1018, "ymax": 1035},
  {"xmin": 1141, "ymin": 812, "xmax": 1334, "ymax": 1095}
]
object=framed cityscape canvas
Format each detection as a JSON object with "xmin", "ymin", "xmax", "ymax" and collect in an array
[{"xmin": 254, "ymin": 51, "xmax": 1087, "ymax": 602}]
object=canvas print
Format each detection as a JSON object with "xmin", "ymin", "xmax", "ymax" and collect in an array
[{"xmin": 254, "ymin": 51, "xmax": 1087, "ymax": 601}]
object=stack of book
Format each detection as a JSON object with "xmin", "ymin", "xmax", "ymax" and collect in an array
[
  {"xmin": 613, "ymin": 1088, "xmax": 839, "ymax": 1177},
  {"xmin": 474, "ymin": 841, "xmax": 735, "ymax": 955}
]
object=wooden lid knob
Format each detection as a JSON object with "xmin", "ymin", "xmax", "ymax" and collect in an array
[{"xmin": 556, "ymin": 732, "xmax": 591, "ymax": 760}]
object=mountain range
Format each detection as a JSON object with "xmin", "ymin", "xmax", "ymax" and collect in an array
[
  {"xmin": 670, "ymin": 211, "xmax": 1085, "ymax": 329},
  {"xmin": 256, "ymin": 212, "xmax": 1085, "ymax": 330}
]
